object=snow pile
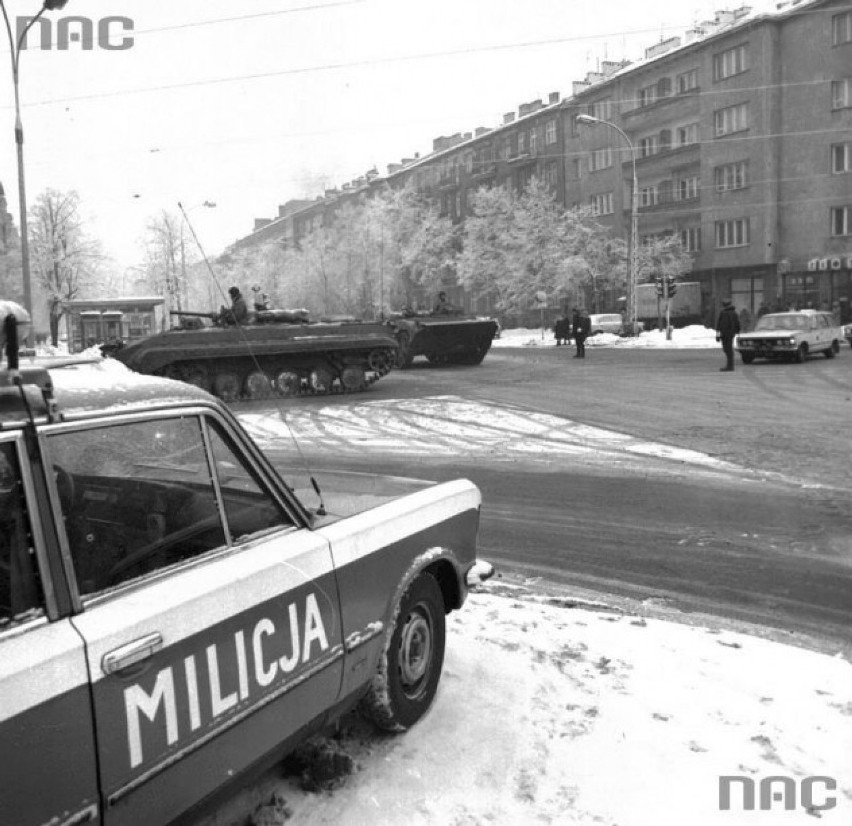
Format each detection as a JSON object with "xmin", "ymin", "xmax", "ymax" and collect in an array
[
  {"xmin": 493, "ymin": 325, "xmax": 718, "ymax": 349},
  {"xmin": 252, "ymin": 586, "xmax": 852, "ymax": 826}
]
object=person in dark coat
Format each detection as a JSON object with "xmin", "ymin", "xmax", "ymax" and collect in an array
[
  {"xmin": 715, "ymin": 299, "xmax": 741, "ymax": 371},
  {"xmin": 554, "ymin": 315, "xmax": 571, "ymax": 346},
  {"xmin": 433, "ymin": 291, "xmax": 453, "ymax": 315},
  {"xmin": 572, "ymin": 308, "xmax": 591, "ymax": 358},
  {"xmin": 221, "ymin": 286, "xmax": 249, "ymax": 326}
]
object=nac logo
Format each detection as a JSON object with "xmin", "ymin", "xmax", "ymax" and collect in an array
[
  {"xmin": 17, "ymin": 15, "xmax": 134, "ymax": 51},
  {"xmin": 719, "ymin": 775, "xmax": 837, "ymax": 812}
]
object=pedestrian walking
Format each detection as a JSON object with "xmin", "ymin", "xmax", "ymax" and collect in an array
[
  {"xmin": 573, "ymin": 308, "xmax": 591, "ymax": 358},
  {"xmin": 715, "ymin": 299, "xmax": 740, "ymax": 372}
]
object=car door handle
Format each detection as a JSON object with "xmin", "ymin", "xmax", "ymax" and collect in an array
[{"xmin": 102, "ymin": 632, "xmax": 163, "ymax": 675}]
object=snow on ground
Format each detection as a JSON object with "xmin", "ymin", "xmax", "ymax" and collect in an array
[
  {"xmin": 238, "ymin": 584, "xmax": 852, "ymax": 826},
  {"xmin": 493, "ymin": 324, "xmax": 718, "ymax": 349}
]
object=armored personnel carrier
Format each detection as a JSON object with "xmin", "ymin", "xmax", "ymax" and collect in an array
[
  {"xmin": 386, "ymin": 310, "xmax": 499, "ymax": 368},
  {"xmin": 111, "ymin": 307, "xmax": 398, "ymax": 400}
]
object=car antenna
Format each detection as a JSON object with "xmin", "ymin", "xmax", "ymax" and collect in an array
[{"xmin": 177, "ymin": 202, "xmax": 327, "ymax": 517}]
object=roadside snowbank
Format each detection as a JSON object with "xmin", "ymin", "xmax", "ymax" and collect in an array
[
  {"xmin": 494, "ymin": 324, "xmax": 718, "ymax": 348},
  {"xmin": 245, "ymin": 584, "xmax": 852, "ymax": 826}
]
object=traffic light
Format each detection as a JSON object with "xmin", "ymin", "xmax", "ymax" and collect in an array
[
  {"xmin": 667, "ymin": 278, "xmax": 678, "ymax": 298},
  {"xmin": 655, "ymin": 276, "xmax": 665, "ymax": 298}
]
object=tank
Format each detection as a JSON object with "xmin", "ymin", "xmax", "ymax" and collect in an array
[
  {"xmin": 385, "ymin": 310, "xmax": 499, "ymax": 368},
  {"xmin": 111, "ymin": 308, "xmax": 399, "ymax": 400}
]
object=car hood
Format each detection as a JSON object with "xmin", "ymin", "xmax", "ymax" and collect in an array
[{"xmin": 740, "ymin": 330, "xmax": 803, "ymax": 338}]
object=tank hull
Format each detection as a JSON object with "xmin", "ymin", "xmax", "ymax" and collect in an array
[
  {"xmin": 387, "ymin": 316, "xmax": 499, "ymax": 368},
  {"xmin": 113, "ymin": 321, "xmax": 398, "ymax": 399}
]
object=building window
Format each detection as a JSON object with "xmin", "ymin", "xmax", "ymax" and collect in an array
[
  {"xmin": 639, "ymin": 185, "xmax": 658, "ymax": 207},
  {"xmin": 676, "ymin": 69, "xmax": 698, "ymax": 93},
  {"xmin": 590, "ymin": 192, "xmax": 614, "ymax": 215},
  {"xmin": 545, "ymin": 120, "xmax": 557, "ymax": 145},
  {"xmin": 518, "ymin": 132, "xmax": 526, "ymax": 153},
  {"xmin": 545, "ymin": 161, "xmax": 558, "ymax": 189},
  {"xmin": 638, "ymin": 84, "xmax": 657, "ymax": 107},
  {"xmin": 715, "ymin": 218, "xmax": 750, "ymax": 248},
  {"xmin": 679, "ymin": 226, "xmax": 702, "ymax": 252},
  {"xmin": 831, "ymin": 206, "xmax": 852, "ymax": 236},
  {"xmin": 638, "ymin": 135, "xmax": 658, "ymax": 158},
  {"xmin": 676, "ymin": 176, "xmax": 699, "ymax": 200},
  {"xmin": 832, "ymin": 143, "xmax": 852, "ymax": 173},
  {"xmin": 573, "ymin": 158, "xmax": 582, "ymax": 179},
  {"xmin": 676, "ymin": 123, "xmax": 699, "ymax": 147},
  {"xmin": 589, "ymin": 146, "xmax": 613, "ymax": 171},
  {"xmin": 832, "ymin": 11, "xmax": 852, "ymax": 45},
  {"xmin": 530, "ymin": 128, "xmax": 539, "ymax": 154},
  {"xmin": 831, "ymin": 78, "xmax": 852, "ymax": 109},
  {"xmin": 714, "ymin": 103, "xmax": 749, "ymax": 137},
  {"xmin": 588, "ymin": 98, "xmax": 613, "ymax": 120},
  {"xmin": 714, "ymin": 160, "xmax": 748, "ymax": 191},
  {"xmin": 713, "ymin": 44, "xmax": 748, "ymax": 81}
]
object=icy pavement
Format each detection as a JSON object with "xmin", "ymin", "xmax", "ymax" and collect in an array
[{"xmin": 239, "ymin": 395, "xmax": 741, "ymax": 477}]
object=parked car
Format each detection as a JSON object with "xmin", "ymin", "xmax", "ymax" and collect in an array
[
  {"xmin": 844, "ymin": 322, "xmax": 852, "ymax": 347},
  {"xmin": 588, "ymin": 313, "xmax": 624, "ymax": 336},
  {"xmin": 0, "ymin": 306, "xmax": 491, "ymax": 826},
  {"xmin": 735, "ymin": 310, "xmax": 843, "ymax": 364}
]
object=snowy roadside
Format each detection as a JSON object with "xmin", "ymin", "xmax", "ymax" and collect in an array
[
  {"xmin": 220, "ymin": 581, "xmax": 851, "ymax": 826},
  {"xmin": 492, "ymin": 324, "xmax": 719, "ymax": 349}
]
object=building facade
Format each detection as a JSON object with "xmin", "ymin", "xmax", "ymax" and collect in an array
[{"xmin": 230, "ymin": 0, "xmax": 852, "ymax": 324}]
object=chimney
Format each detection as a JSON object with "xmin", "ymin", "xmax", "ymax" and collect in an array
[
  {"xmin": 519, "ymin": 99, "xmax": 544, "ymax": 117},
  {"xmin": 254, "ymin": 218, "xmax": 272, "ymax": 231},
  {"xmin": 733, "ymin": 5, "xmax": 751, "ymax": 19},
  {"xmin": 573, "ymin": 80, "xmax": 591, "ymax": 95},
  {"xmin": 584, "ymin": 71, "xmax": 604, "ymax": 85},
  {"xmin": 365, "ymin": 167, "xmax": 379, "ymax": 180},
  {"xmin": 388, "ymin": 162, "xmax": 403, "ymax": 174},
  {"xmin": 503, "ymin": 112, "xmax": 516, "ymax": 124},
  {"xmin": 548, "ymin": 91, "xmax": 560, "ymax": 105},
  {"xmin": 433, "ymin": 136, "xmax": 450, "ymax": 152},
  {"xmin": 684, "ymin": 26, "xmax": 705, "ymax": 43},
  {"xmin": 715, "ymin": 9, "xmax": 736, "ymax": 25},
  {"xmin": 645, "ymin": 36, "xmax": 681, "ymax": 60},
  {"xmin": 474, "ymin": 126, "xmax": 491, "ymax": 137},
  {"xmin": 463, "ymin": 132, "xmax": 472, "ymax": 141},
  {"xmin": 601, "ymin": 61, "xmax": 623, "ymax": 77}
]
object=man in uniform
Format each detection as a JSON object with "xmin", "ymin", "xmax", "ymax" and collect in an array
[
  {"xmin": 572, "ymin": 308, "xmax": 591, "ymax": 358},
  {"xmin": 433, "ymin": 291, "xmax": 453, "ymax": 315},
  {"xmin": 221, "ymin": 286, "xmax": 249, "ymax": 326},
  {"xmin": 715, "ymin": 299, "xmax": 741, "ymax": 371}
]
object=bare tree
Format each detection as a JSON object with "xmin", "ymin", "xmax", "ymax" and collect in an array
[{"xmin": 28, "ymin": 189, "xmax": 103, "ymax": 345}]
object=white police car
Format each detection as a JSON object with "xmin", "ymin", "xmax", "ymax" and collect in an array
[{"xmin": 0, "ymin": 303, "xmax": 491, "ymax": 825}]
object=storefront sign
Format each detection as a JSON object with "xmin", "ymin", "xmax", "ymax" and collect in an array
[{"xmin": 807, "ymin": 256, "xmax": 852, "ymax": 272}]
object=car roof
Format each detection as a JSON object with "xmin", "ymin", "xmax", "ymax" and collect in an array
[{"xmin": 0, "ymin": 357, "xmax": 214, "ymax": 429}]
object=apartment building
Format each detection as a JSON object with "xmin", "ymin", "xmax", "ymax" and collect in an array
[
  {"xmin": 565, "ymin": 0, "xmax": 852, "ymax": 319},
  {"xmin": 231, "ymin": 0, "xmax": 851, "ymax": 321}
]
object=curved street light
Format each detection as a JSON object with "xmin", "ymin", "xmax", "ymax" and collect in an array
[
  {"xmin": 576, "ymin": 113, "xmax": 640, "ymax": 337},
  {"xmin": 0, "ymin": 0, "xmax": 69, "ymax": 343}
]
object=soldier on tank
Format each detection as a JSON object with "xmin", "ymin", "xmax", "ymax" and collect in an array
[{"xmin": 219, "ymin": 286, "xmax": 249, "ymax": 326}]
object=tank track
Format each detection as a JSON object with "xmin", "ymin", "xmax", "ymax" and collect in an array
[{"xmin": 157, "ymin": 347, "xmax": 396, "ymax": 402}]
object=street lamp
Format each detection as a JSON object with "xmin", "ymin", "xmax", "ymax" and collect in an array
[
  {"xmin": 0, "ymin": 0, "xmax": 69, "ymax": 343},
  {"xmin": 576, "ymin": 113, "xmax": 640, "ymax": 336}
]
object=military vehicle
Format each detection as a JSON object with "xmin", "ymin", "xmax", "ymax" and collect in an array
[
  {"xmin": 386, "ymin": 310, "xmax": 500, "ymax": 368},
  {"xmin": 111, "ymin": 307, "xmax": 398, "ymax": 400}
]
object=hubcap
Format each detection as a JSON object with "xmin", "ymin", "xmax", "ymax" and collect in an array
[{"xmin": 398, "ymin": 607, "xmax": 432, "ymax": 697}]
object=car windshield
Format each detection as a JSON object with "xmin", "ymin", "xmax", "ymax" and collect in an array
[{"xmin": 754, "ymin": 314, "xmax": 807, "ymax": 331}]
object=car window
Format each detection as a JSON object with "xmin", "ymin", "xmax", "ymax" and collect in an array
[
  {"xmin": 0, "ymin": 441, "xmax": 45, "ymax": 629},
  {"xmin": 207, "ymin": 420, "xmax": 294, "ymax": 542},
  {"xmin": 47, "ymin": 416, "xmax": 227, "ymax": 596}
]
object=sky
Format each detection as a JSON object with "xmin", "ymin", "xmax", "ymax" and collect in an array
[{"xmin": 0, "ymin": 0, "xmax": 759, "ymax": 279}]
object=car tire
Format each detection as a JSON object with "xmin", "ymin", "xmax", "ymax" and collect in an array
[
  {"xmin": 825, "ymin": 340, "xmax": 840, "ymax": 358},
  {"xmin": 360, "ymin": 573, "xmax": 446, "ymax": 732},
  {"xmin": 795, "ymin": 344, "xmax": 807, "ymax": 364},
  {"xmin": 740, "ymin": 353, "xmax": 755, "ymax": 365}
]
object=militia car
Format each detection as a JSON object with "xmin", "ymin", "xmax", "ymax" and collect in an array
[
  {"xmin": 735, "ymin": 310, "xmax": 844, "ymax": 364},
  {"xmin": 0, "ymin": 304, "xmax": 491, "ymax": 826}
]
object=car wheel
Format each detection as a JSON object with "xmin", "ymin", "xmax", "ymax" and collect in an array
[
  {"xmin": 794, "ymin": 344, "xmax": 807, "ymax": 364},
  {"xmin": 825, "ymin": 340, "xmax": 840, "ymax": 358},
  {"xmin": 740, "ymin": 353, "xmax": 755, "ymax": 365},
  {"xmin": 360, "ymin": 573, "xmax": 446, "ymax": 732}
]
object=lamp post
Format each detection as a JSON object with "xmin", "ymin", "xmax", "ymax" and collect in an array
[
  {"xmin": 576, "ymin": 113, "xmax": 639, "ymax": 336},
  {"xmin": 0, "ymin": 0, "xmax": 69, "ymax": 344}
]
